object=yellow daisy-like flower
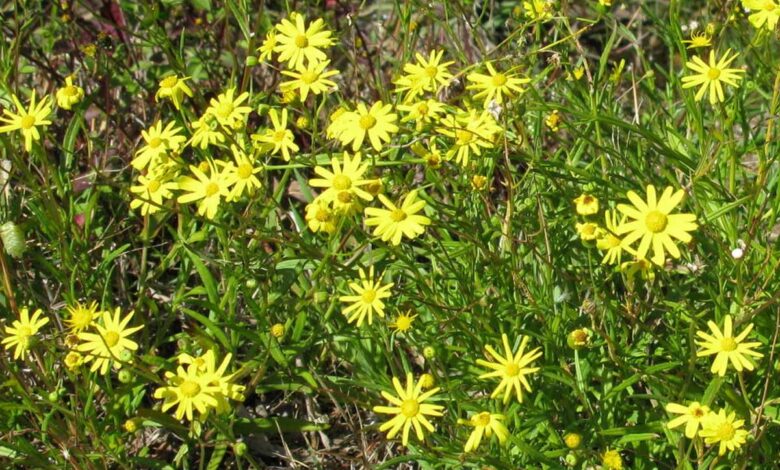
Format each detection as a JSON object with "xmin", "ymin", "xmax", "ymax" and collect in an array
[
  {"xmin": 575, "ymin": 222, "xmax": 601, "ymax": 241},
  {"xmin": 394, "ymin": 50, "xmax": 454, "ymax": 102},
  {"xmin": 682, "ymin": 31, "xmax": 712, "ymax": 49},
  {"xmin": 437, "ymin": 109, "xmax": 501, "ymax": 166},
  {"xmin": 224, "ymin": 145, "xmax": 262, "ymax": 201},
  {"xmin": 154, "ymin": 362, "xmax": 221, "ymax": 421},
  {"xmin": 305, "ymin": 198, "xmax": 338, "ymax": 234},
  {"xmin": 743, "ymin": 0, "xmax": 780, "ymax": 30},
  {"xmin": 64, "ymin": 301, "xmax": 100, "ymax": 332},
  {"xmin": 596, "ymin": 210, "xmax": 625, "ymax": 265},
  {"xmin": 155, "ymin": 74, "xmax": 193, "ymax": 110},
  {"xmin": 2, "ymin": 307, "xmax": 49, "ymax": 360},
  {"xmin": 309, "ymin": 152, "xmax": 373, "ymax": 208},
  {"xmin": 699, "ymin": 409, "xmax": 749, "ymax": 456},
  {"xmin": 257, "ymin": 30, "xmax": 277, "ymax": 62},
  {"xmin": 602, "ymin": 449, "xmax": 623, "ymax": 470},
  {"xmin": 573, "ymin": 193, "xmax": 598, "ymax": 215},
  {"xmin": 280, "ymin": 60, "xmax": 339, "ymax": 102},
  {"xmin": 458, "ymin": 411, "xmax": 509, "ymax": 453},
  {"xmin": 333, "ymin": 101, "xmax": 398, "ymax": 152},
  {"xmin": 466, "ymin": 62, "xmax": 531, "ymax": 106},
  {"xmin": 476, "ymin": 333, "xmax": 542, "ymax": 404},
  {"xmin": 0, "ymin": 90, "xmax": 52, "ymax": 152},
  {"xmin": 545, "ymin": 109, "xmax": 561, "ymax": 132},
  {"xmin": 274, "ymin": 13, "xmax": 334, "ymax": 69},
  {"xmin": 665, "ymin": 401, "xmax": 710, "ymax": 438},
  {"xmin": 207, "ymin": 88, "xmax": 252, "ymax": 129},
  {"xmin": 56, "ymin": 76, "xmax": 84, "ymax": 110},
  {"xmin": 176, "ymin": 162, "xmax": 237, "ymax": 220},
  {"xmin": 64, "ymin": 351, "xmax": 84, "ymax": 370},
  {"xmin": 397, "ymin": 99, "xmax": 447, "ymax": 131},
  {"xmin": 523, "ymin": 0, "xmax": 554, "ymax": 21},
  {"xmin": 681, "ymin": 49, "xmax": 745, "ymax": 105},
  {"xmin": 254, "ymin": 108, "xmax": 300, "ymax": 161},
  {"xmin": 364, "ymin": 190, "xmax": 431, "ymax": 246},
  {"xmin": 177, "ymin": 350, "xmax": 246, "ymax": 414},
  {"xmin": 389, "ymin": 311, "xmax": 418, "ymax": 333},
  {"xmin": 339, "ymin": 266, "xmax": 394, "ymax": 326},
  {"xmin": 190, "ymin": 113, "xmax": 225, "ymax": 150},
  {"xmin": 615, "ymin": 185, "xmax": 698, "ymax": 266},
  {"xmin": 132, "ymin": 120, "xmax": 187, "ymax": 171},
  {"xmin": 373, "ymin": 373, "xmax": 445, "ymax": 447},
  {"xmin": 130, "ymin": 172, "xmax": 178, "ymax": 215},
  {"xmin": 76, "ymin": 308, "xmax": 143, "ymax": 375},
  {"xmin": 696, "ymin": 315, "xmax": 763, "ymax": 376}
]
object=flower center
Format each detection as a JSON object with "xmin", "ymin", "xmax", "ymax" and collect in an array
[
  {"xmin": 237, "ymin": 163, "xmax": 254, "ymax": 179},
  {"xmin": 359, "ymin": 114, "xmax": 377, "ymax": 130},
  {"xmin": 763, "ymin": 0, "xmax": 777, "ymax": 11},
  {"xmin": 720, "ymin": 337, "xmax": 738, "ymax": 351},
  {"xmin": 103, "ymin": 331, "xmax": 120, "ymax": 347},
  {"xmin": 332, "ymin": 174, "xmax": 352, "ymax": 190},
  {"xmin": 492, "ymin": 73, "xmax": 508, "ymax": 87},
  {"xmin": 361, "ymin": 289, "xmax": 377, "ymax": 303},
  {"xmin": 216, "ymin": 102, "xmax": 234, "ymax": 118},
  {"xmin": 294, "ymin": 34, "xmax": 309, "ymax": 48},
  {"xmin": 505, "ymin": 362, "xmax": 520, "ymax": 377},
  {"xmin": 160, "ymin": 76, "xmax": 178, "ymax": 88},
  {"xmin": 147, "ymin": 179, "xmax": 161, "ymax": 193},
  {"xmin": 17, "ymin": 325, "xmax": 32, "ymax": 339},
  {"xmin": 605, "ymin": 234, "xmax": 621, "ymax": 248},
  {"xmin": 424, "ymin": 66, "xmax": 438, "ymax": 78},
  {"xmin": 273, "ymin": 130, "xmax": 288, "ymax": 142},
  {"xmin": 62, "ymin": 85, "xmax": 79, "ymax": 97},
  {"xmin": 395, "ymin": 316, "xmax": 412, "ymax": 331},
  {"xmin": 205, "ymin": 182, "xmax": 220, "ymax": 197},
  {"xmin": 473, "ymin": 412, "xmax": 492, "ymax": 427},
  {"xmin": 390, "ymin": 209, "xmax": 407, "ymax": 222},
  {"xmin": 300, "ymin": 71, "xmax": 318, "ymax": 84},
  {"xmin": 400, "ymin": 399, "xmax": 419, "ymax": 418},
  {"xmin": 692, "ymin": 407, "xmax": 705, "ymax": 418},
  {"xmin": 20, "ymin": 115, "xmax": 36, "ymax": 129},
  {"xmin": 71, "ymin": 310, "xmax": 93, "ymax": 329},
  {"xmin": 315, "ymin": 208, "xmax": 330, "ymax": 222},
  {"xmin": 416, "ymin": 103, "xmax": 429, "ymax": 115},
  {"xmin": 148, "ymin": 137, "xmax": 163, "ymax": 148},
  {"xmin": 715, "ymin": 422, "xmax": 735, "ymax": 441},
  {"xmin": 644, "ymin": 210, "xmax": 668, "ymax": 233},
  {"xmin": 572, "ymin": 330, "xmax": 588, "ymax": 343},
  {"xmin": 180, "ymin": 380, "xmax": 201, "ymax": 398},
  {"xmin": 707, "ymin": 68, "xmax": 721, "ymax": 80},
  {"xmin": 456, "ymin": 129, "xmax": 473, "ymax": 144}
]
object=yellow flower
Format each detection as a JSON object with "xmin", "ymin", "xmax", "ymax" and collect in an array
[
  {"xmin": 339, "ymin": 266, "xmax": 394, "ymax": 326},
  {"xmin": 190, "ymin": 113, "xmax": 225, "ymax": 150},
  {"xmin": 176, "ymin": 162, "xmax": 237, "ymax": 219},
  {"xmin": 696, "ymin": 315, "xmax": 763, "ymax": 376},
  {"xmin": 64, "ymin": 351, "xmax": 84, "ymax": 370},
  {"xmin": 665, "ymin": 401, "xmax": 710, "ymax": 438},
  {"xmin": 615, "ymin": 185, "xmax": 698, "ymax": 266},
  {"xmin": 418, "ymin": 373, "xmax": 435, "ymax": 389},
  {"xmin": 397, "ymin": 99, "xmax": 446, "ymax": 131},
  {"xmin": 270, "ymin": 323, "xmax": 285, "ymax": 338},
  {"xmin": 305, "ymin": 198, "xmax": 338, "ymax": 234},
  {"xmin": 132, "ymin": 120, "xmax": 187, "ymax": 171},
  {"xmin": 373, "ymin": 373, "xmax": 444, "ymax": 447},
  {"xmin": 2, "ymin": 307, "xmax": 49, "ymax": 360},
  {"xmin": 177, "ymin": 350, "xmax": 245, "ymax": 414},
  {"xmin": 458, "ymin": 411, "xmax": 509, "ymax": 452},
  {"xmin": 477, "ymin": 333, "xmax": 542, "ymax": 404},
  {"xmin": 130, "ymin": 171, "xmax": 178, "ymax": 215},
  {"xmin": 620, "ymin": 256, "xmax": 655, "ymax": 285},
  {"xmin": 56, "ymin": 76, "xmax": 84, "ymax": 110},
  {"xmin": 224, "ymin": 145, "xmax": 262, "ymax": 201},
  {"xmin": 602, "ymin": 449, "xmax": 623, "ymax": 470},
  {"xmin": 598, "ymin": 0, "xmax": 613, "ymax": 6},
  {"xmin": 253, "ymin": 108, "xmax": 299, "ymax": 161},
  {"xmin": 257, "ymin": 30, "xmax": 277, "ymax": 62},
  {"xmin": 207, "ymin": 88, "xmax": 252, "ymax": 129},
  {"xmin": 364, "ymin": 190, "xmax": 431, "ymax": 246},
  {"xmin": 742, "ymin": 0, "xmax": 780, "ymax": 30},
  {"xmin": 466, "ymin": 62, "xmax": 531, "ymax": 106},
  {"xmin": 280, "ymin": 60, "xmax": 338, "ymax": 101},
  {"xmin": 682, "ymin": 49, "xmax": 745, "ymax": 105},
  {"xmin": 155, "ymin": 74, "xmax": 193, "ymax": 110},
  {"xmin": 576, "ymin": 222, "xmax": 601, "ymax": 241},
  {"xmin": 154, "ymin": 362, "xmax": 221, "ymax": 421},
  {"xmin": 273, "ymin": 13, "xmax": 334, "ymax": 69},
  {"xmin": 545, "ymin": 110, "xmax": 561, "ymax": 132},
  {"xmin": 437, "ymin": 109, "xmax": 501, "ymax": 166},
  {"xmin": 683, "ymin": 31, "xmax": 712, "ymax": 49},
  {"xmin": 596, "ymin": 210, "xmax": 625, "ymax": 265},
  {"xmin": 394, "ymin": 50, "xmax": 454, "ymax": 101},
  {"xmin": 523, "ymin": 0, "xmax": 554, "ymax": 21},
  {"xmin": 333, "ymin": 101, "xmax": 398, "ymax": 152},
  {"xmin": 563, "ymin": 432, "xmax": 582, "ymax": 449},
  {"xmin": 389, "ymin": 311, "xmax": 417, "ymax": 333},
  {"xmin": 309, "ymin": 152, "xmax": 373, "ymax": 209},
  {"xmin": 76, "ymin": 308, "xmax": 142, "ymax": 375},
  {"xmin": 573, "ymin": 193, "xmax": 598, "ymax": 215},
  {"xmin": 0, "ymin": 90, "xmax": 52, "ymax": 152},
  {"xmin": 471, "ymin": 175, "xmax": 488, "ymax": 191},
  {"xmin": 64, "ymin": 301, "xmax": 100, "ymax": 332},
  {"xmin": 699, "ymin": 409, "xmax": 749, "ymax": 455}
]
